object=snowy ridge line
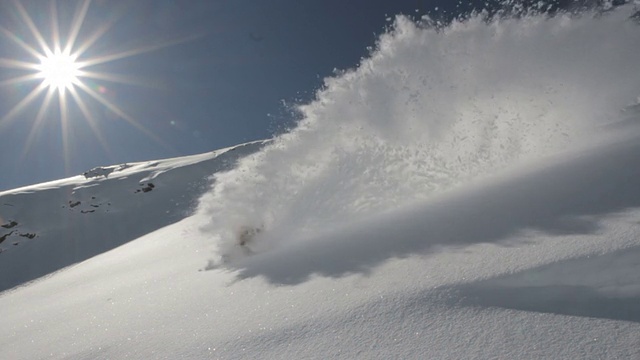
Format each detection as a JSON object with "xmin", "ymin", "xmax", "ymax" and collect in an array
[
  {"xmin": 0, "ymin": 140, "xmax": 268, "ymax": 293},
  {"xmin": 0, "ymin": 255, "xmax": 84, "ymax": 296},
  {"xmin": 0, "ymin": 139, "xmax": 269, "ymax": 197}
]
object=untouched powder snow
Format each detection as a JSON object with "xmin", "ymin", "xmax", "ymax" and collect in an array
[{"xmin": 2, "ymin": 4, "xmax": 640, "ymax": 359}]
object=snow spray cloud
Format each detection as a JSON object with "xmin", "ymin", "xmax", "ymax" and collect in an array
[{"xmin": 199, "ymin": 4, "xmax": 640, "ymax": 262}]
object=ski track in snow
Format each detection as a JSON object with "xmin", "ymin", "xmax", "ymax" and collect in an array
[{"xmin": 1, "ymin": 4, "xmax": 640, "ymax": 359}]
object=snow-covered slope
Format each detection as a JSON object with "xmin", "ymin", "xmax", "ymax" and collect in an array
[
  {"xmin": 2, "ymin": 4, "xmax": 640, "ymax": 359},
  {"xmin": 1, "ymin": 134, "xmax": 639, "ymax": 359},
  {"xmin": 0, "ymin": 141, "xmax": 267, "ymax": 292}
]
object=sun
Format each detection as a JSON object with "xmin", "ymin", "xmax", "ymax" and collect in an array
[
  {"xmin": 0, "ymin": 0, "xmax": 190, "ymax": 172},
  {"xmin": 36, "ymin": 49, "xmax": 81, "ymax": 92}
]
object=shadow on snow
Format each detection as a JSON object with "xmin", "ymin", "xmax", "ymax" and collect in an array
[
  {"xmin": 453, "ymin": 245, "xmax": 640, "ymax": 323},
  {"xmin": 225, "ymin": 133, "xmax": 640, "ymax": 286}
]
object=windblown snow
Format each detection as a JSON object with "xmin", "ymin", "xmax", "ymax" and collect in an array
[{"xmin": 1, "ymin": 4, "xmax": 640, "ymax": 359}]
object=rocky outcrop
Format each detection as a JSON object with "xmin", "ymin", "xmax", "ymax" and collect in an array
[{"xmin": 1, "ymin": 221, "xmax": 18, "ymax": 229}]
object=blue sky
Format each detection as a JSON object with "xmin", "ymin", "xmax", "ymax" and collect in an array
[
  {"xmin": 0, "ymin": 0, "xmax": 584, "ymax": 191},
  {"xmin": 0, "ymin": 0, "xmax": 457, "ymax": 191}
]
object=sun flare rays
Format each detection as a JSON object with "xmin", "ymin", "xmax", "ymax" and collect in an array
[{"xmin": 0, "ymin": 0, "xmax": 181, "ymax": 171}]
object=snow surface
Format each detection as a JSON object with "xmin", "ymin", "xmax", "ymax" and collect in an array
[
  {"xmin": 0, "ymin": 141, "xmax": 267, "ymax": 292},
  {"xmin": 2, "ymin": 5, "xmax": 640, "ymax": 359}
]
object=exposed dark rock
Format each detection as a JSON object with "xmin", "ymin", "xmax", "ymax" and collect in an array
[
  {"xmin": 81, "ymin": 210, "xmax": 95, "ymax": 214},
  {"xmin": 19, "ymin": 233, "xmax": 36, "ymax": 239},
  {"xmin": 69, "ymin": 201, "xmax": 81, "ymax": 208},
  {"xmin": 83, "ymin": 166, "xmax": 114, "ymax": 179},
  {"xmin": 138, "ymin": 182, "xmax": 156, "ymax": 193},
  {"xmin": 0, "ymin": 231, "xmax": 14, "ymax": 244},
  {"xmin": 116, "ymin": 163, "xmax": 132, "ymax": 171},
  {"xmin": 1, "ymin": 221, "xmax": 18, "ymax": 229}
]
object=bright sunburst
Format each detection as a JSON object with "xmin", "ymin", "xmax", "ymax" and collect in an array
[
  {"xmin": 36, "ymin": 49, "xmax": 81, "ymax": 92},
  {"xmin": 0, "ymin": 0, "xmax": 187, "ymax": 171}
]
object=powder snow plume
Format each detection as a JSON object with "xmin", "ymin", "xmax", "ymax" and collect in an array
[{"xmin": 199, "ymin": 3, "xmax": 640, "ymax": 263}]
